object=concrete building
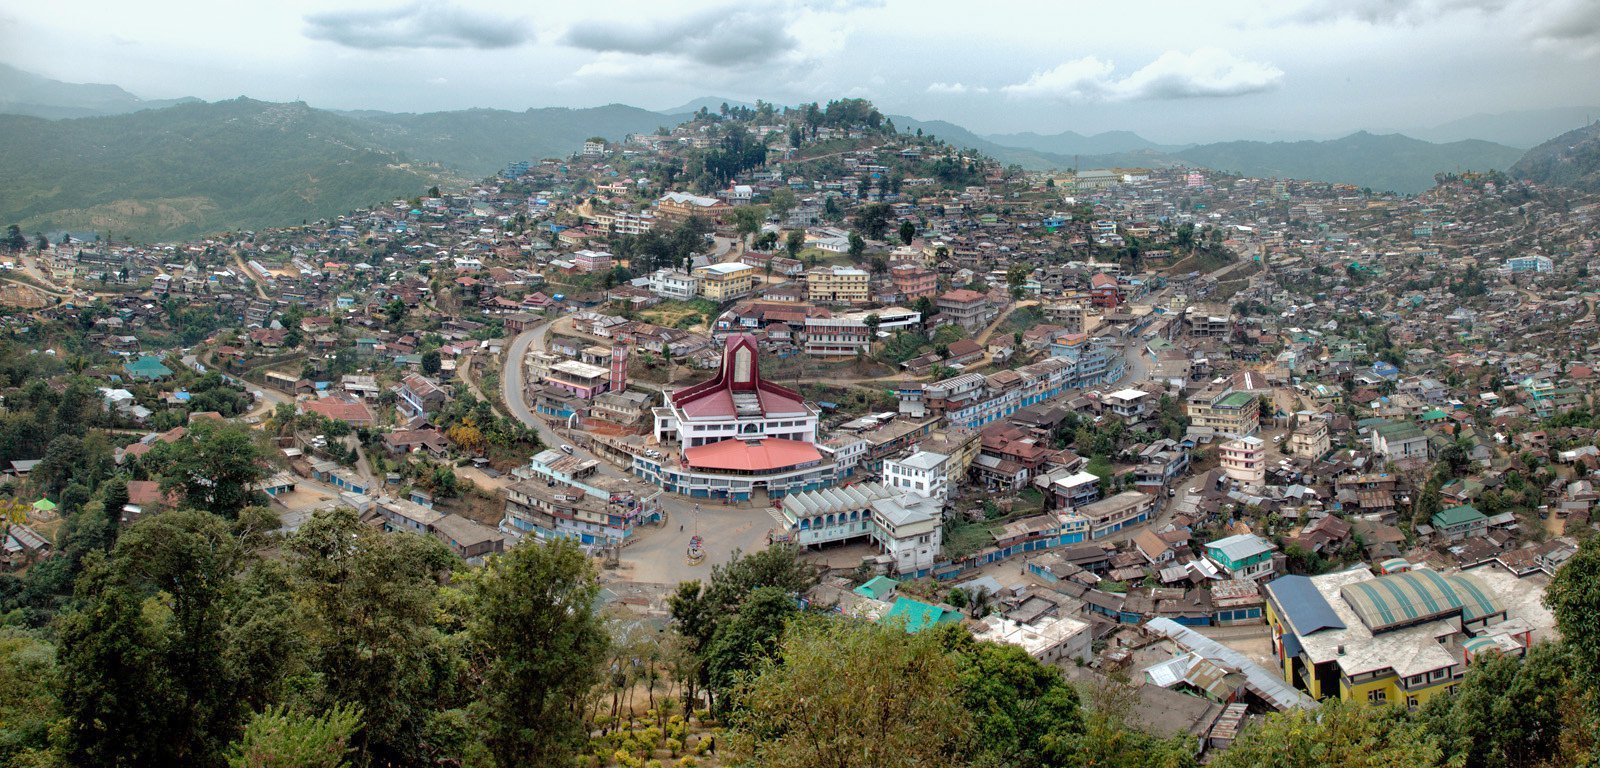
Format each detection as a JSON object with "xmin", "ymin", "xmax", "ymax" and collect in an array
[
  {"xmin": 1263, "ymin": 565, "xmax": 1534, "ymax": 708},
  {"xmin": 936, "ymin": 289, "xmax": 996, "ymax": 333},
  {"xmin": 544, "ymin": 360, "xmax": 611, "ymax": 400},
  {"xmin": 972, "ymin": 613, "xmax": 1093, "ymax": 666},
  {"xmin": 1186, "ymin": 387, "xmax": 1260, "ymax": 439},
  {"xmin": 694, "ymin": 262, "xmax": 756, "ymax": 301},
  {"xmin": 1371, "ymin": 421, "xmax": 1429, "ymax": 461},
  {"xmin": 1288, "ymin": 418, "xmax": 1330, "ymax": 459},
  {"xmin": 890, "ymin": 263, "xmax": 938, "ymax": 300},
  {"xmin": 1063, "ymin": 490, "xmax": 1156, "ymax": 540},
  {"xmin": 648, "ymin": 269, "xmax": 700, "ymax": 300},
  {"xmin": 1206, "ymin": 533, "xmax": 1276, "ymax": 581},
  {"xmin": 1219, "ymin": 436, "xmax": 1266, "ymax": 485},
  {"xmin": 775, "ymin": 451, "xmax": 948, "ymax": 576},
  {"xmin": 805, "ymin": 265, "xmax": 871, "ymax": 304},
  {"xmin": 637, "ymin": 335, "xmax": 831, "ymax": 500}
]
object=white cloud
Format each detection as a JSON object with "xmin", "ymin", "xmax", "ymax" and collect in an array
[
  {"xmin": 1002, "ymin": 49, "xmax": 1283, "ymax": 102},
  {"xmin": 304, "ymin": 3, "xmax": 534, "ymax": 50},
  {"xmin": 926, "ymin": 81, "xmax": 987, "ymax": 94}
]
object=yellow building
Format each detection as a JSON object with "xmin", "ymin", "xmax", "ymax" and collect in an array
[
  {"xmin": 1185, "ymin": 386, "xmax": 1260, "ymax": 438},
  {"xmin": 694, "ymin": 262, "xmax": 756, "ymax": 301},
  {"xmin": 805, "ymin": 265, "xmax": 871, "ymax": 304},
  {"xmin": 1263, "ymin": 566, "xmax": 1522, "ymax": 710}
]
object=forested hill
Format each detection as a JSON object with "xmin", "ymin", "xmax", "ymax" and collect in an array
[
  {"xmin": 0, "ymin": 98, "xmax": 448, "ymax": 242},
  {"xmin": 1511, "ymin": 121, "xmax": 1600, "ymax": 193},
  {"xmin": 1174, "ymin": 131, "xmax": 1526, "ymax": 194},
  {"xmin": 0, "ymin": 98, "xmax": 679, "ymax": 242},
  {"xmin": 340, "ymin": 104, "xmax": 678, "ymax": 177}
]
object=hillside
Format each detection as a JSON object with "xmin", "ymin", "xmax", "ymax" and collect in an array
[
  {"xmin": 890, "ymin": 115, "xmax": 1178, "ymax": 172},
  {"xmin": 0, "ymin": 98, "xmax": 449, "ymax": 241},
  {"xmin": 345, "ymin": 104, "xmax": 678, "ymax": 177},
  {"xmin": 1410, "ymin": 106, "xmax": 1600, "ymax": 148},
  {"xmin": 1175, "ymin": 131, "xmax": 1525, "ymax": 194},
  {"xmin": 1510, "ymin": 121, "xmax": 1600, "ymax": 193},
  {"xmin": 0, "ymin": 62, "xmax": 197, "ymax": 119}
]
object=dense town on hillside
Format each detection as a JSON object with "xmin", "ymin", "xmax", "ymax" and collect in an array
[{"xmin": 3, "ymin": 99, "xmax": 1599, "ymax": 760}]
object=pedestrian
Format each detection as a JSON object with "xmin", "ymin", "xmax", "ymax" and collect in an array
[{"xmin": 680, "ymin": 524, "xmax": 684, "ymax": 531}]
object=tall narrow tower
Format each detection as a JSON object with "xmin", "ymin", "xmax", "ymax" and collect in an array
[{"xmin": 610, "ymin": 344, "xmax": 628, "ymax": 393}]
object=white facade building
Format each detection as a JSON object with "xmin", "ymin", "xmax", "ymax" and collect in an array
[
  {"xmin": 648, "ymin": 269, "xmax": 701, "ymax": 301},
  {"xmin": 1219, "ymin": 436, "xmax": 1265, "ymax": 486},
  {"xmin": 775, "ymin": 450, "xmax": 950, "ymax": 576}
]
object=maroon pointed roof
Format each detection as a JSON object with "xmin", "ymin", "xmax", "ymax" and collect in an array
[{"xmin": 670, "ymin": 335, "xmax": 807, "ymax": 419}]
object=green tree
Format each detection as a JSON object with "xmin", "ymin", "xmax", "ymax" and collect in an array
[
  {"xmin": 847, "ymin": 231, "xmax": 866, "ymax": 262},
  {"xmin": 705, "ymin": 586, "xmax": 798, "ymax": 709},
  {"xmin": 1420, "ymin": 642, "xmax": 1575, "ymax": 768},
  {"xmin": 151, "ymin": 421, "xmax": 268, "ymax": 518},
  {"xmin": 933, "ymin": 624, "xmax": 1084, "ymax": 768},
  {"xmin": 420, "ymin": 349, "xmax": 441, "ymax": 376},
  {"xmin": 785, "ymin": 229, "xmax": 805, "ymax": 261},
  {"xmin": 1546, "ymin": 535, "xmax": 1600, "ymax": 695},
  {"xmin": 730, "ymin": 619, "xmax": 967, "ymax": 768},
  {"xmin": 1213, "ymin": 699, "xmax": 1442, "ymax": 768},
  {"xmin": 0, "ymin": 628, "xmax": 60, "ymax": 766},
  {"xmin": 730, "ymin": 205, "xmax": 767, "ymax": 246},
  {"xmin": 59, "ymin": 510, "xmax": 251, "ymax": 768},
  {"xmin": 226, "ymin": 705, "xmax": 363, "ymax": 768},
  {"xmin": 286, "ymin": 508, "xmax": 458, "ymax": 767},
  {"xmin": 467, "ymin": 538, "xmax": 608, "ymax": 768},
  {"xmin": 898, "ymin": 219, "xmax": 916, "ymax": 246},
  {"xmin": 769, "ymin": 187, "xmax": 797, "ymax": 220},
  {"xmin": 3, "ymin": 225, "xmax": 25, "ymax": 253}
]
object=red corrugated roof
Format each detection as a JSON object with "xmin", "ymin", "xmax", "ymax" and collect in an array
[{"xmin": 683, "ymin": 438, "xmax": 822, "ymax": 471}]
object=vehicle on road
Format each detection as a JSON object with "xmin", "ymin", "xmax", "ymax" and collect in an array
[{"xmin": 561, "ymin": 444, "xmax": 575, "ymax": 454}]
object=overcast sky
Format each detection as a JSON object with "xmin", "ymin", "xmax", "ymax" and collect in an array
[{"xmin": 5, "ymin": 0, "xmax": 1600, "ymax": 143}]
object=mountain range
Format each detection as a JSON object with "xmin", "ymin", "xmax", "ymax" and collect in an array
[
  {"xmin": 0, "ymin": 63, "xmax": 199, "ymax": 119},
  {"xmin": 1, "ymin": 67, "xmax": 1595, "ymax": 241}
]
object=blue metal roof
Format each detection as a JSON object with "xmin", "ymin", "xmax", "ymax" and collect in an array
[{"xmin": 1269, "ymin": 575, "xmax": 1346, "ymax": 634}]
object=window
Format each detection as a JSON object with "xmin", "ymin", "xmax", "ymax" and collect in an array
[
  {"xmin": 1367, "ymin": 689, "xmax": 1387, "ymax": 704},
  {"xmin": 1407, "ymin": 696, "xmax": 1419, "ymax": 710}
]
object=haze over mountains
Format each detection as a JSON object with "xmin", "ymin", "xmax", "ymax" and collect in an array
[{"xmin": 1, "ymin": 63, "xmax": 1596, "ymax": 242}]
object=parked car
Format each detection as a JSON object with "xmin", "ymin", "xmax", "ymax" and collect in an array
[{"xmin": 560, "ymin": 444, "xmax": 574, "ymax": 454}]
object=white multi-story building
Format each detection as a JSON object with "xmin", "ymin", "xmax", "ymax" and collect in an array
[
  {"xmin": 884, "ymin": 450, "xmax": 949, "ymax": 503},
  {"xmin": 1219, "ymin": 436, "xmax": 1265, "ymax": 486},
  {"xmin": 775, "ymin": 450, "xmax": 949, "ymax": 577},
  {"xmin": 648, "ymin": 269, "xmax": 700, "ymax": 301}
]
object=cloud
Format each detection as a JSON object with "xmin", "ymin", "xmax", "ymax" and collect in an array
[
  {"xmin": 1525, "ymin": 0, "xmax": 1600, "ymax": 57},
  {"xmin": 1003, "ymin": 49, "xmax": 1283, "ymax": 102},
  {"xmin": 1289, "ymin": 0, "xmax": 1507, "ymax": 25},
  {"xmin": 1289, "ymin": 0, "xmax": 1600, "ymax": 57},
  {"xmin": 926, "ymin": 81, "xmax": 988, "ymax": 95},
  {"xmin": 304, "ymin": 3, "xmax": 533, "ymax": 50},
  {"xmin": 564, "ymin": 3, "xmax": 797, "ymax": 68}
]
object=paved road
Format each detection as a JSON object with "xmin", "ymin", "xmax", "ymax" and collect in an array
[{"xmin": 503, "ymin": 319, "xmax": 572, "ymax": 458}]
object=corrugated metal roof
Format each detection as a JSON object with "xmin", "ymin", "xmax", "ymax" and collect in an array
[
  {"xmin": 1338, "ymin": 569, "xmax": 1503, "ymax": 632},
  {"xmin": 1267, "ymin": 575, "xmax": 1346, "ymax": 634},
  {"xmin": 1145, "ymin": 618, "xmax": 1319, "ymax": 711}
]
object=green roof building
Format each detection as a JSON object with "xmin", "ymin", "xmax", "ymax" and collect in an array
[
  {"xmin": 1430, "ymin": 505, "xmax": 1488, "ymax": 542},
  {"xmin": 123, "ymin": 355, "xmax": 173, "ymax": 381},
  {"xmin": 852, "ymin": 575, "xmax": 899, "ymax": 601},
  {"xmin": 880, "ymin": 597, "xmax": 962, "ymax": 633}
]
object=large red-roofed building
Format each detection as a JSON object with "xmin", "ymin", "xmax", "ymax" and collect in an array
[{"xmin": 636, "ymin": 335, "xmax": 833, "ymax": 500}]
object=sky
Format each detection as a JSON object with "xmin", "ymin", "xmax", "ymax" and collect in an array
[{"xmin": 4, "ymin": 0, "xmax": 1600, "ymax": 143}]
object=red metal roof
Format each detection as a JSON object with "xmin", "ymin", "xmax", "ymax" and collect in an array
[{"xmin": 683, "ymin": 438, "xmax": 823, "ymax": 472}]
